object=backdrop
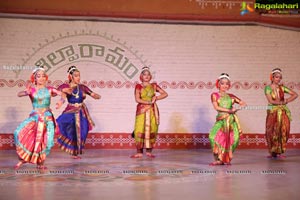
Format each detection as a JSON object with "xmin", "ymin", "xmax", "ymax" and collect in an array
[{"xmin": 1, "ymin": 18, "xmax": 299, "ymax": 148}]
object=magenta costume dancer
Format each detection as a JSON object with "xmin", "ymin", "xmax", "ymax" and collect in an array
[
  {"xmin": 14, "ymin": 66, "xmax": 64, "ymax": 170},
  {"xmin": 209, "ymin": 73, "xmax": 246, "ymax": 165},
  {"xmin": 56, "ymin": 66, "xmax": 101, "ymax": 159}
]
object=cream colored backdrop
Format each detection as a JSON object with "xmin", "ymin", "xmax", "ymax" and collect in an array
[{"xmin": 1, "ymin": 18, "xmax": 300, "ymax": 134}]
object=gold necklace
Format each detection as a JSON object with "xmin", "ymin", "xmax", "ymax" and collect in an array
[{"xmin": 72, "ymin": 85, "xmax": 79, "ymax": 99}]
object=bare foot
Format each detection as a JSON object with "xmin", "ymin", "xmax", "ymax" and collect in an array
[
  {"xmin": 14, "ymin": 161, "xmax": 25, "ymax": 170},
  {"xmin": 146, "ymin": 153, "xmax": 155, "ymax": 158},
  {"xmin": 72, "ymin": 156, "xmax": 82, "ymax": 159},
  {"xmin": 209, "ymin": 161, "xmax": 224, "ymax": 166},
  {"xmin": 130, "ymin": 153, "xmax": 143, "ymax": 158},
  {"xmin": 277, "ymin": 154, "xmax": 286, "ymax": 159}
]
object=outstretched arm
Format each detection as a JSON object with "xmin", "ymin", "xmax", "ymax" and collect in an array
[
  {"xmin": 17, "ymin": 90, "xmax": 29, "ymax": 97},
  {"xmin": 51, "ymin": 88, "xmax": 66, "ymax": 109},
  {"xmin": 17, "ymin": 85, "xmax": 31, "ymax": 97},
  {"xmin": 55, "ymin": 92, "xmax": 66, "ymax": 109},
  {"xmin": 82, "ymin": 85, "xmax": 101, "ymax": 100},
  {"xmin": 90, "ymin": 92, "xmax": 101, "ymax": 100}
]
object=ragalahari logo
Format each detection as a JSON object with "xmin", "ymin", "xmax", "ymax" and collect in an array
[{"xmin": 240, "ymin": 2, "xmax": 254, "ymax": 15}]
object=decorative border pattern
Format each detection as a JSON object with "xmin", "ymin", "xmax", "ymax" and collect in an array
[
  {"xmin": 1, "ymin": 79, "xmax": 300, "ymax": 90},
  {"xmin": 1, "ymin": 133, "xmax": 300, "ymax": 150}
]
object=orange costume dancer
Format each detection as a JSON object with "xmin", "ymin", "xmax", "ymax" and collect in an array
[{"xmin": 265, "ymin": 68, "xmax": 297, "ymax": 159}]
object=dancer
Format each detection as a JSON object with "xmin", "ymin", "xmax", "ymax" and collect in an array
[
  {"xmin": 209, "ymin": 73, "xmax": 246, "ymax": 165},
  {"xmin": 56, "ymin": 66, "xmax": 100, "ymax": 159},
  {"xmin": 131, "ymin": 67, "xmax": 168, "ymax": 158},
  {"xmin": 14, "ymin": 66, "xmax": 64, "ymax": 169},
  {"xmin": 265, "ymin": 68, "xmax": 298, "ymax": 159}
]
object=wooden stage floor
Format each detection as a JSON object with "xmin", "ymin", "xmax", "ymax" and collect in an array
[{"xmin": 0, "ymin": 149, "xmax": 299, "ymax": 200}]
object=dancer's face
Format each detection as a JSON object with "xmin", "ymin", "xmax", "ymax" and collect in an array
[
  {"xmin": 272, "ymin": 73, "xmax": 282, "ymax": 85},
  {"xmin": 141, "ymin": 70, "xmax": 151, "ymax": 82},
  {"xmin": 219, "ymin": 78, "xmax": 230, "ymax": 92},
  {"xmin": 71, "ymin": 71, "xmax": 81, "ymax": 84},
  {"xmin": 35, "ymin": 70, "xmax": 47, "ymax": 86}
]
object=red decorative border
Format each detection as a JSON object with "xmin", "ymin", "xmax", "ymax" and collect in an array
[
  {"xmin": 1, "ymin": 133, "xmax": 300, "ymax": 150},
  {"xmin": 1, "ymin": 79, "xmax": 300, "ymax": 90}
]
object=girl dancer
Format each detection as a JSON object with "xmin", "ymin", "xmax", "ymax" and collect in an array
[
  {"xmin": 265, "ymin": 68, "xmax": 297, "ymax": 159},
  {"xmin": 209, "ymin": 73, "xmax": 246, "ymax": 165},
  {"xmin": 131, "ymin": 67, "xmax": 168, "ymax": 158},
  {"xmin": 56, "ymin": 66, "xmax": 100, "ymax": 159},
  {"xmin": 14, "ymin": 66, "xmax": 64, "ymax": 169}
]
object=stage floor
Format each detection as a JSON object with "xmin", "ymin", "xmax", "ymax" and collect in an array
[{"xmin": 0, "ymin": 149, "xmax": 299, "ymax": 200}]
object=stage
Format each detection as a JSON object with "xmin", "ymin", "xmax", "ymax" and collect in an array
[{"xmin": 0, "ymin": 149, "xmax": 299, "ymax": 200}]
